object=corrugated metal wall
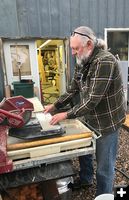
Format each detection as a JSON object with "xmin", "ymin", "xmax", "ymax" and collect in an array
[
  {"xmin": 0, "ymin": 0, "xmax": 129, "ymax": 99},
  {"xmin": 0, "ymin": 0, "xmax": 129, "ymax": 39}
]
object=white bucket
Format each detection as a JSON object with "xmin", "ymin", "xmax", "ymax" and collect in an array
[{"xmin": 95, "ymin": 193, "xmax": 114, "ymax": 200}]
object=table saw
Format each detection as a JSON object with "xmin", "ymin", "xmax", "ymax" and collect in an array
[{"xmin": 0, "ymin": 96, "xmax": 98, "ymax": 196}]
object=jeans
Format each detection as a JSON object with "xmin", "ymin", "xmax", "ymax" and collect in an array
[{"xmin": 79, "ymin": 129, "xmax": 119, "ymax": 196}]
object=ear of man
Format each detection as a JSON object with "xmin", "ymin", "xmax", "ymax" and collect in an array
[{"xmin": 86, "ymin": 40, "xmax": 94, "ymax": 50}]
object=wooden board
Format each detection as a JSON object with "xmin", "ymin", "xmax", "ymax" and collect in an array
[{"xmin": 8, "ymin": 137, "xmax": 92, "ymax": 161}]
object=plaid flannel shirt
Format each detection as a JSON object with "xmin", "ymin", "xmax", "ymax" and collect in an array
[{"xmin": 54, "ymin": 47, "xmax": 126, "ymax": 134}]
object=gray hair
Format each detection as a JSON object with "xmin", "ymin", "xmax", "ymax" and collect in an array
[
  {"xmin": 96, "ymin": 38, "xmax": 107, "ymax": 50},
  {"xmin": 73, "ymin": 26, "xmax": 107, "ymax": 50}
]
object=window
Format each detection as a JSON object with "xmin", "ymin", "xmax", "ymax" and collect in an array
[
  {"xmin": 10, "ymin": 45, "xmax": 31, "ymax": 76},
  {"xmin": 107, "ymin": 32, "xmax": 128, "ymax": 61}
]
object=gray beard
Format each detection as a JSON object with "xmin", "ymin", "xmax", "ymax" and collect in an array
[
  {"xmin": 76, "ymin": 57, "xmax": 82, "ymax": 66},
  {"xmin": 76, "ymin": 55, "xmax": 89, "ymax": 66},
  {"xmin": 76, "ymin": 50, "xmax": 92, "ymax": 66}
]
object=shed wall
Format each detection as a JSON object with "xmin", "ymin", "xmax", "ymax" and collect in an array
[{"xmin": 0, "ymin": 0, "xmax": 129, "ymax": 39}]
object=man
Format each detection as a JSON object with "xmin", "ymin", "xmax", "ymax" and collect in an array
[{"xmin": 44, "ymin": 26, "xmax": 126, "ymax": 196}]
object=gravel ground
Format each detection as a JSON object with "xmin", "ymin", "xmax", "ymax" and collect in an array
[{"xmin": 71, "ymin": 127, "xmax": 129, "ymax": 200}]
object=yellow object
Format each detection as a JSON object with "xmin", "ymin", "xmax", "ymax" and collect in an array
[{"xmin": 37, "ymin": 49, "xmax": 46, "ymax": 84}]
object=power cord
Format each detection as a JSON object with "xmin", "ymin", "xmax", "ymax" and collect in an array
[{"xmin": 115, "ymin": 167, "xmax": 129, "ymax": 180}]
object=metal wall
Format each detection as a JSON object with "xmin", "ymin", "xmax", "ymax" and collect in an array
[
  {"xmin": 0, "ymin": 0, "xmax": 129, "ymax": 39},
  {"xmin": 0, "ymin": 0, "xmax": 129, "ymax": 99}
]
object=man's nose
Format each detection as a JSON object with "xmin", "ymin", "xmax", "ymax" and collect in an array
[{"xmin": 71, "ymin": 49, "xmax": 77, "ymax": 55}]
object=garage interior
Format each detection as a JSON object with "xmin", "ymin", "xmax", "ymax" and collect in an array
[{"xmin": 36, "ymin": 39, "xmax": 67, "ymax": 104}]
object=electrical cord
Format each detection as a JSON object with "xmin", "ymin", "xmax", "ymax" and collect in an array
[{"xmin": 115, "ymin": 167, "xmax": 129, "ymax": 180}]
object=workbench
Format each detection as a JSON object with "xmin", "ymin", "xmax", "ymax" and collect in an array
[{"xmin": 0, "ymin": 97, "xmax": 96, "ymax": 200}]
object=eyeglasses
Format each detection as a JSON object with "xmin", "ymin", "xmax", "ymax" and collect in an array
[{"xmin": 71, "ymin": 31, "xmax": 92, "ymax": 40}]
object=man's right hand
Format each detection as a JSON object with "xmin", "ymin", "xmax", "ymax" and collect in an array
[{"xmin": 43, "ymin": 104, "xmax": 55, "ymax": 114}]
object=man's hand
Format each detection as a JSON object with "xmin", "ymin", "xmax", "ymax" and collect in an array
[
  {"xmin": 43, "ymin": 104, "xmax": 55, "ymax": 113},
  {"xmin": 50, "ymin": 112, "xmax": 68, "ymax": 125}
]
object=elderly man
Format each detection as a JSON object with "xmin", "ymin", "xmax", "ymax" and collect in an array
[{"xmin": 44, "ymin": 26, "xmax": 126, "ymax": 196}]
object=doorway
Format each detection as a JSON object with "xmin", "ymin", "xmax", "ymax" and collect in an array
[
  {"xmin": 2, "ymin": 38, "xmax": 69, "ymax": 103},
  {"xmin": 36, "ymin": 39, "xmax": 67, "ymax": 104},
  {"xmin": 3, "ymin": 39, "xmax": 41, "ymax": 99}
]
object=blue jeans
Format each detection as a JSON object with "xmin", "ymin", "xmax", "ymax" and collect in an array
[{"xmin": 79, "ymin": 129, "xmax": 119, "ymax": 196}]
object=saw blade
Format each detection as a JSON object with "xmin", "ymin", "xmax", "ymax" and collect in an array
[{"xmin": 22, "ymin": 110, "xmax": 32, "ymax": 126}]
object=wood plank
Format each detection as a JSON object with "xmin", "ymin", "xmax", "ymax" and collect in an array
[
  {"xmin": 8, "ymin": 138, "xmax": 92, "ymax": 160},
  {"xmin": 7, "ymin": 132, "xmax": 92, "ymax": 151}
]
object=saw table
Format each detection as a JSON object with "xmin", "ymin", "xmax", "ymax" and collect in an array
[
  {"xmin": 0, "ymin": 97, "xmax": 97, "ymax": 199},
  {"xmin": 7, "ymin": 118, "xmax": 95, "ymax": 171},
  {"xmin": 0, "ymin": 97, "xmax": 95, "ymax": 172}
]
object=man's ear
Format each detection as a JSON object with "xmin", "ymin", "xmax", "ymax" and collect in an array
[{"xmin": 87, "ymin": 40, "xmax": 93, "ymax": 49}]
